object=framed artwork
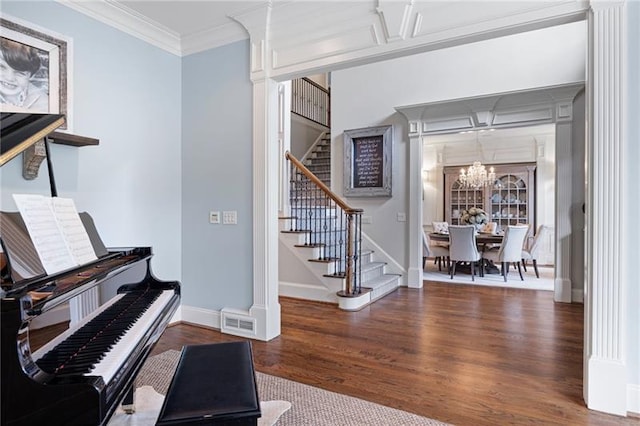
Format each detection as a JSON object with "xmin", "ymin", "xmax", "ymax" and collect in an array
[
  {"xmin": 0, "ymin": 15, "xmax": 72, "ymax": 130},
  {"xmin": 343, "ymin": 125, "xmax": 393, "ymax": 197}
]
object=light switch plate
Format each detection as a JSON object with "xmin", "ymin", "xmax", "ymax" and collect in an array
[
  {"xmin": 223, "ymin": 211, "xmax": 237, "ymax": 225},
  {"xmin": 209, "ymin": 211, "xmax": 220, "ymax": 224}
]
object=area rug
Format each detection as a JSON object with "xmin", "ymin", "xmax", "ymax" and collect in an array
[
  {"xmin": 109, "ymin": 385, "xmax": 290, "ymax": 426},
  {"xmin": 131, "ymin": 349, "xmax": 450, "ymax": 426},
  {"xmin": 423, "ymin": 261, "xmax": 554, "ymax": 291}
]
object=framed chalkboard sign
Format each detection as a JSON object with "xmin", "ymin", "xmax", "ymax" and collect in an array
[{"xmin": 343, "ymin": 125, "xmax": 392, "ymax": 197}]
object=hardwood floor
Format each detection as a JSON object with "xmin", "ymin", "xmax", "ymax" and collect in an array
[{"xmin": 152, "ymin": 282, "xmax": 638, "ymax": 426}]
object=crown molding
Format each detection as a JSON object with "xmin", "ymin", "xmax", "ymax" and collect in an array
[
  {"xmin": 181, "ymin": 22, "xmax": 248, "ymax": 57},
  {"xmin": 57, "ymin": 0, "xmax": 249, "ymax": 57}
]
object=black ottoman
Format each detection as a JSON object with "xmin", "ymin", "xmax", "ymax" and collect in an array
[{"xmin": 155, "ymin": 342, "xmax": 261, "ymax": 425}]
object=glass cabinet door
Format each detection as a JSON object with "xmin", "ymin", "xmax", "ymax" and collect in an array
[
  {"xmin": 489, "ymin": 174, "xmax": 528, "ymax": 231},
  {"xmin": 443, "ymin": 163, "xmax": 536, "ymax": 234},
  {"xmin": 449, "ymin": 180, "xmax": 484, "ymax": 225}
]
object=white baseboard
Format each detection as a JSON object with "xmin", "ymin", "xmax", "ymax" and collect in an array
[
  {"xmin": 279, "ymin": 280, "xmax": 337, "ymax": 303},
  {"xmin": 572, "ymin": 288, "xmax": 584, "ymax": 303},
  {"xmin": 168, "ymin": 305, "xmax": 181, "ymax": 325},
  {"xmin": 587, "ymin": 357, "xmax": 627, "ymax": 416},
  {"xmin": 628, "ymin": 384, "xmax": 640, "ymax": 416},
  {"xmin": 180, "ymin": 305, "xmax": 221, "ymax": 330}
]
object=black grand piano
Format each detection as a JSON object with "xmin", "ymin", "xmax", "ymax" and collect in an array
[{"xmin": 0, "ymin": 113, "xmax": 181, "ymax": 425}]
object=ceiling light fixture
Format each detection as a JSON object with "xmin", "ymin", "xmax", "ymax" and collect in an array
[{"xmin": 458, "ymin": 131, "xmax": 495, "ymax": 189}]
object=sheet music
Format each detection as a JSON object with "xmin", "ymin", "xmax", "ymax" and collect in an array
[
  {"xmin": 51, "ymin": 198, "xmax": 98, "ymax": 265},
  {"xmin": 13, "ymin": 194, "xmax": 77, "ymax": 274}
]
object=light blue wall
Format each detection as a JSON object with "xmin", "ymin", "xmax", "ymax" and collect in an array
[
  {"xmin": 626, "ymin": 0, "xmax": 640, "ymax": 389},
  {"xmin": 0, "ymin": 1, "xmax": 182, "ymax": 281},
  {"xmin": 181, "ymin": 41, "xmax": 253, "ymax": 309}
]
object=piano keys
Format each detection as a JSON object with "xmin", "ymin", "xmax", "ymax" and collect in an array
[
  {"xmin": 1, "ymin": 232, "xmax": 180, "ymax": 426},
  {"xmin": 0, "ymin": 113, "xmax": 180, "ymax": 426}
]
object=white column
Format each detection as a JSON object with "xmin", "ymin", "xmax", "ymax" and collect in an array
[
  {"xmin": 407, "ymin": 127, "xmax": 424, "ymax": 288},
  {"xmin": 554, "ymin": 120, "xmax": 573, "ymax": 303},
  {"xmin": 585, "ymin": 0, "xmax": 627, "ymax": 415},
  {"xmin": 394, "ymin": 109, "xmax": 424, "ymax": 288},
  {"xmin": 278, "ymin": 82, "xmax": 292, "ymax": 217},
  {"xmin": 249, "ymin": 77, "xmax": 281, "ymax": 341},
  {"xmin": 231, "ymin": 4, "xmax": 281, "ymax": 341}
]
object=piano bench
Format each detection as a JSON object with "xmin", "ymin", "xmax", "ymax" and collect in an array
[{"xmin": 155, "ymin": 341, "xmax": 261, "ymax": 425}]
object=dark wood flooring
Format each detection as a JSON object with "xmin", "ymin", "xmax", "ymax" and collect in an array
[{"xmin": 152, "ymin": 282, "xmax": 638, "ymax": 426}]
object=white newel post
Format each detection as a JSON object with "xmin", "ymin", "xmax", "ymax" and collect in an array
[
  {"xmin": 585, "ymin": 0, "xmax": 627, "ymax": 415},
  {"xmin": 231, "ymin": 4, "xmax": 281, "ymax": 341}
]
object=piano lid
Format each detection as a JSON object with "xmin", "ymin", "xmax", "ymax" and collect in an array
[{"xmin": 0, "ymin": 112, "xmax": 66, "ymax": 167}]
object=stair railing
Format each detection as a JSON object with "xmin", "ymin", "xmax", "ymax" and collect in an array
[
  {"xmin": 286, "ymin": 151, "xmax": 362, "ymax": 296},
  {"xmin": 291, "ymin": 78, "xmax": 330, "ymax": 128}
]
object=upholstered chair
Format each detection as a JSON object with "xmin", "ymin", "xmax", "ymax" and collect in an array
[
  {"xmin": 432, "ymin": 221, "xmax": 449, "ymax": 234},
  {"xmin": 479, "ymin": 222, "xmax": 498, "ymax": 234},
  {"xmin": 423, "ymin": 230, "xmax": 450, "ymax": 272},
  {"xmin": 483, "ymin": 225, "xmax": 529, "ymax": 281},
  {"xmin": 521, "ymin": 225, "xmax": 550, "ymax": 278},
  {"xmin": 447, "ymin": 225, "xmax": 482, "ymax": 281}
]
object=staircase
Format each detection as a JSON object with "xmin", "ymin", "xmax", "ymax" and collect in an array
[
  {"xmin": 303, "ymin": 134, "xmax": 331, "ymax": 187},
  {"xmin": 279, "ymin": 152, "xmax": 400, "ymax": 311}
]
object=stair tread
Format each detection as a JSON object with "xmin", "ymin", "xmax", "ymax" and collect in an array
[
  {"xmin": 360, "ymin": 261, "xmax": 386, "ymax": 272},
  {"xmin": 362, "ymin": 274, "xmax": 401, "ymax": 289}
]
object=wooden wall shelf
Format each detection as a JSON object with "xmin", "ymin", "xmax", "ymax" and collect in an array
[
  {"xmin": 49, "ymin": 131, "xmax": 99, "ymax": 147},
  {"xmin": 22, "ymin": 132, "xmax": 100, "ymax": 180}
]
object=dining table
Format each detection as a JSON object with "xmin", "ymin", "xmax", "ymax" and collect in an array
[
  {"xmin": 429, "ymin": 231, "xmax": 503, "ymax": 247},
  {"xmin": 429, "ymin": 231, "xmax": 504, "ymax": 275}
]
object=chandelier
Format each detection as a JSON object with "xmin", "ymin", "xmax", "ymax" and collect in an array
[
  {"xmin": 458, "ymin": 129, "xmax": 496, "ymax": 188},
  {"xmin": 459, "ymin": 161, "xmax": 496, "ymax": 188}
]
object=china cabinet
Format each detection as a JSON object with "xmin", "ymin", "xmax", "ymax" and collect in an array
[{"xmin": 444, "ymin": 163, "xmax": 536, "ymax": 233}]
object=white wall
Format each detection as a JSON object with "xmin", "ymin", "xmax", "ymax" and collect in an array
[
  {"xmin": 331, "ymin": 21, "xmax": 586, "ymax": 271},
  {"xmin": 0, "ymin": 1, "xmax": 182, "ymax": 281},
  {"xmin": 290, "ymin": 117, "xmax": 324, "ymax": 160}
]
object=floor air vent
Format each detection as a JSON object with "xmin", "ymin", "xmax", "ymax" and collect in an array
[{"xmin": 221, "ymin": 312, "xmax": 256, "ymax": 337}]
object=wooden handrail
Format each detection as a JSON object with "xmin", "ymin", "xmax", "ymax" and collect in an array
[
  {"xmin": 301, "ymin": 77, "xmax": 329, "ymax": 95},
  {"xmin": 285, "ymin": 151, "xmax": 363, "ymax": 215}
]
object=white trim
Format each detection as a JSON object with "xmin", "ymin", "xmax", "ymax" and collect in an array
[
  {"xmin": 279, "ymin": 280, "xmax": 337, "ymax": 304},
  {"xmin": 571, "ymin": 288, "xmax": 584, "ymax": 303},
  {"xmin": 584, "ymin": 0, "xmax": 628, "ymax": 415},
  {"xmin": 168, "ymin": 305, "xmax": 181, "ymax": 326},
  {"xmin": 181, "ymin": 22, "xmax": 248, "ymax": 57},
  {"xmin": 58, "ymin": 0, "xmax": 182, "ymax": 56},
  {"xmin": 628, "ymin": 384, "xmax": 640, "ymax": 416},
  {"xmin": 180, "ymin": 305, "xmax": 221, "ymax": 330}
]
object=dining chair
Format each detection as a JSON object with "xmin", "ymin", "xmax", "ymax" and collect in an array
[
  {"xmin": 483, "ymin": 225, "xmax": 529, "ymax": 281},
  {"xmin": 422, "ymin": 230, "xmax": 450, "ymax": 272},
  {"xmin": 479, "ymin": 222, "xmax": 497, "ymax": 235},
  {"xmin": 447, "ymin": 225, "xmax": 482, "ymax": 281},
  {"xmin": 432, "ymin": 221, "xmax": 449, "ymax": 234},
  {"xmin": 521, "ymin": 224, "xmax": 550, "ymax": 278}
]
